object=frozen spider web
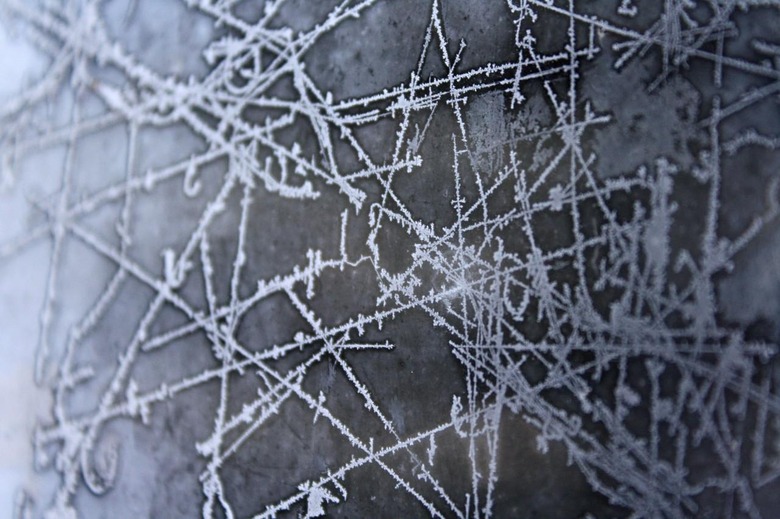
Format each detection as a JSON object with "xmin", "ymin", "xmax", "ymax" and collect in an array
[{"xmin": 2, "ymin": 0, "xmax": 780, "ymax": 517}]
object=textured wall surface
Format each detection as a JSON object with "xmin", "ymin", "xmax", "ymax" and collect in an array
[{"xmin": 1, "ymin": 1, "xmax": 780, "ymax": 518}]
